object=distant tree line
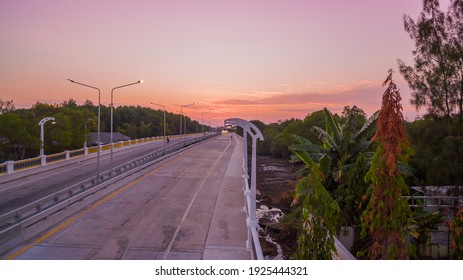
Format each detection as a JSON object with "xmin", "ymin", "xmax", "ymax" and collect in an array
[
  {"xmin": 0, "ymin": 98, "xmax": 208, "ymax": 162},
  {"xmin": 250, "ymin": 106, "xmax": 462, "ymax": 188}
]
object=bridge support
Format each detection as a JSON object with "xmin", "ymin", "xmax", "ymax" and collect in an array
[{"xmin": 224, "ymin": 118, "xmax": 264, "ymax": 259}]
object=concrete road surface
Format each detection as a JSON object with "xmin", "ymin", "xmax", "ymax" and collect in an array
[
  {"xmin": 0, "ymin": 136, "xmax": 191, "ymax": 215},
  {"xmin": 4, "ymin": 135, "xmax": 251, "ymax": 260}
]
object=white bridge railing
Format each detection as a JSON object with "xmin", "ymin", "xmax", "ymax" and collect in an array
[
  {"xmin": 225, "ymin": 118, "xmax": 264, "ymax": 260},
  {"xmin": 225, "ymin": 118, "xmax": 355, "ymax": 260},
  {"xmin": 0, "ymin": 134, "xmax": 194, "ymax": 175}
]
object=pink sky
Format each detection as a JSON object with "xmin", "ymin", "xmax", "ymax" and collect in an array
[{"xmin": 0, "ymin": 0, "xmax": 449, "ymax": 124}]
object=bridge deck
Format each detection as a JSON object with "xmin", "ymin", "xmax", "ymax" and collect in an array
[{"xmin": 7, "ymin": 135, "xmax": 251, "ymax": 260}]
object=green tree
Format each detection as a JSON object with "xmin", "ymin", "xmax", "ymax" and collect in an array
[
  {"xmin": 407, "ymin": 116, "xmax": 463, "ymax": 186},
  {"xmin": 0, "ymin": 99, "xmax": 15, "ymax": 114},
  {"xmin": 291, "ymin": 107, "xmax": 378, "ymax": 191},
  {"xmin": 62, "ymin": 106, "xmax": 96, "ymax": 149},
  {"xmin": 409, "ymin": 211, "xmax": 444, "ymax": 259},
  {"xmin": 450, "ymin": 206, "xmax": 463, "ymax": 259},
  {"xmin": 1, "ymin": 100, "xmax": 204, "ymax": 161},
  {"xmin": 290, "ymin": 107, "xmax": 378, "ymax": 255},
  {"xmin": 47, "ymin": 113, "xmax": 72, "ymax": 153},
  {"xmin": 398, "ymin": 0, "xmax": 463, "ymax": 120},
  {"xmin": 401, "ymin": 0, "xmax": 463, "ymax": 186},
  {"xmin": 0, "ymin": 113, "xmax": 38, "ymax": 161},
  {"xmin": 292, "ymin": 148, "xmax": 340, "ymax": 259},
  {"xmin": 361, "ymin": 70, "xmax": 413, "ymax": 259}
]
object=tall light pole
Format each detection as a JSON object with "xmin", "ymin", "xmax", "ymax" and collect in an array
[
  {"xmin": 201, "ymin": 111, "xmax": 210, "ymax": 134},
  {"xmin": 68, "ymin": 79, "xmax": 101, "ymax": 184},
  {"xmin": 208, "ymin": 116, "xmax": 216, "ymax": 133},
  {"xmin": 110, "ymin": 80, "xmax": 143, "ymax": 176},
  {"xmin": 38, "ymin": 117, "xmax": 55, "ymax": 165},
  {"xmin": 179, "ymin": 102, "xmax": 195, "ymax": 140},
  {"xmin": 150, "ymin": 102, "xmax": 166, "ymax": 155}
]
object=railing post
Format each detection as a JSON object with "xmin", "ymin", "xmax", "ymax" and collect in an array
[
  {"xmin": 65, "ymin": 151, "xmax": 70, "ymax": 160},
  {"xmin": 243, "ymin": 132, "xmax": 248, "ymax": 175},
  {"xmin": 6, "ymin": 161, "xmax": 14, "ymax": 174},
  {"xmin": 250, "ymin": 137, "xmax": 258, "ymax": 227},
  {"xmin": 40, "ymin": 155, "xmax": 47, "ymax": 166},
  {"xmin": 243, "ymin": 185, "xmax": 252, "ymax": 249}
]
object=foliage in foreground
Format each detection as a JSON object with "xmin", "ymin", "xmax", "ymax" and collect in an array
[
  {"xmin": 291, "ymin": 146, "xmax": 340, "ymax": 259},
  {"xmin": 287, "ymin": 106, "xmax": 379, "ymax": 256},
  {"xmin": 360, "ymin": 70, "xmax": 413, "ymax": 259},
  {"xmin": 451, "ymin": 206, "xmax": 463, "ymax": 259}
]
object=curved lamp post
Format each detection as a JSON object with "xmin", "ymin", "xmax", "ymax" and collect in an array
[
  {"xmin": 150, "ymin": 102, "xmax": 167, "ymax": 155},
  {"xmin": 68, "ymin": 79, "xmax": 101, "ymax": 183},
  {"xmin": 110, "ymin": 80, "xmax": 143, "ymax": 176},
  {"xmin": 224, "ymin": 118, "xmax": 264, "ymax": 259},
  {"xmin": 38, "ymin": 117, "xmax": 55, "ymax": 165}
]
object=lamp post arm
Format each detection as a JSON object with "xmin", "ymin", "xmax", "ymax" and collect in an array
[
  {"xmin": 109, "ymin": 80, "xmax": 142, "ymax": 176},
  {"xmin": 111, "ymin": 80, "xmax": 143, "ymax": 107},
  {"xmin": 111, "ymin": 81, "xmax": 142, "ymax": 92},
  {"xmin": 68, "ymin": 78, "xmax": 101, "ymax": 183},
  {"xmin": 67, "ymin": 79, "xmax": 100, "ymax": 93}
]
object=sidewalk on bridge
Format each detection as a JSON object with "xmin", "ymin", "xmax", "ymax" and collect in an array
[{"xmin": 203, "ymin": 136, "xmax": 252, "ymax": 260}]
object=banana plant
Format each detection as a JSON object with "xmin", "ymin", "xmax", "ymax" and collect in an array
[
  {"xmin": 291, "ymin": 106, "xmax": 379, "ymax": 185},
  {"xmin": 290, "ymin": 107, "xmax": 380, "ymax": 250}
]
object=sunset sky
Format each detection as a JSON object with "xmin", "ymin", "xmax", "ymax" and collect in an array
[{"xmin": 0, "ymin": 0, "xmax": 450, "ymax": 124}]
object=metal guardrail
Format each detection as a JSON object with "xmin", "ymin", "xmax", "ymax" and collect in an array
[
  {"xmin": 405, "ymin": 195, "xmax": 462, "ymax": 209},
  {"xmin": 243, "ymin": 171, "xmax": 264, "ymax": 260},
  {"xmin": 0, "ymin": 133, "xmax": 219, "ymax": 238},
  {"xmin": 229, "ymin": 119, "xmax": 354, "ymax": 260},
  {"xmin": 403, "ymin": 195, "xmax": 462, "ymax": 259}
]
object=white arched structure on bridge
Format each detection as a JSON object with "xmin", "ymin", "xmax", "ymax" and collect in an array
[{"xmin": 224, "ymin": 118, "xmax": 264, "ymax": 259}]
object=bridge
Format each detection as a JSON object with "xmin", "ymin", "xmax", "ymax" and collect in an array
[
  {"xmin": 0, "ymin": 119, "xmax": 353, "ymax": 260},
  {"xmin": 0, "ymin": 132, "xmax": 253, "ymax": 259}
]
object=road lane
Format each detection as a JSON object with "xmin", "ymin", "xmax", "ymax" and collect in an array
[
  {"xmin": 5, "ymin": 134, "xmax": 250, "ymax": 260},
  {"xmin": 0, "ymin": 136, "xmax": 193, "ymax": 215}
]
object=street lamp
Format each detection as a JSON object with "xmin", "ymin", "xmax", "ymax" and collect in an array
[
  {"xmin": 110, "ymin": 80, "xmax": 143, "ymax": 175},
  {"xmin": 150, "ymin": 102, "xmax": 166, "ymax": 155},
  {"xmin": 179, "ymin": 102, "xmax": 195, "ymax": 140},
  {"xmin": 68, "ymin": 79, "xmax": 101, "ymax": 184},
  {"xmin": 38, "ymin": 117, "xmax": 55, "ymax": 165},
  {"xmin": 208, "ymin": 116, "xmax": 215, "ymax": 132},
  {"xmin": 201, "ymin": 111, "xmax": 211, "ymax": 134}
]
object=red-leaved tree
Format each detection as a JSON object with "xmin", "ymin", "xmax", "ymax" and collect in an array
[{"xmin": 361, "ymin": 70, "xmax": 413, "ymax": 259}]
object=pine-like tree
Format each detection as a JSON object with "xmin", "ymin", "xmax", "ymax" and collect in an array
[{"xmin": 398, "ymin": 0, "xmax": 463, "ymax": 120}]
